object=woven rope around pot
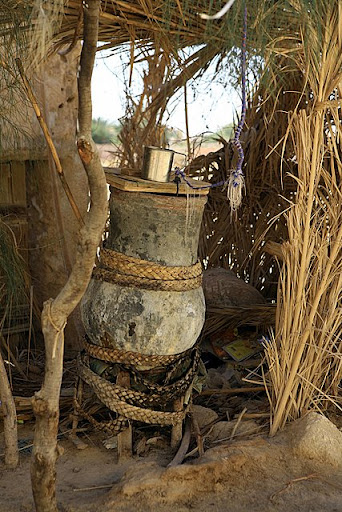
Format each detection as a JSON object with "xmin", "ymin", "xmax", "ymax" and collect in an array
[
  {"xmin": 93, "ymin": 248, "xmax": 203, "ymax": 291},
  {"xmin": 82, "ymin": 335, "xmax": 194, "ymax": 368},
  {"xmin": 77, "ymin": 355, "xmax": 187, "ymax": 426}
]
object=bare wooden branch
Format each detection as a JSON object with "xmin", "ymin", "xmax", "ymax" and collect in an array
[
  {"xmin": 30, "ymin": 1, "xmax": 107, "ymax": 511},
  {"xmin": 0, "ymin": 350, "xmax": 19, "ymax": 468},
  {"xmin": 190, "ymin": 412, "xmax": 204, "ymax": 457},
  {"xmin": 78, "ymin": 0, "xmax": 99, "ymax": 137},
  {"xmin": 167, "ymin": 416, "xmax": 191, "ymax": 467},
  {"xmin": 200, "ymin": 386, "xmax": 265, "ymax": 396},
  {"xmin": 117, "ymin": 371, "xmax": 132, "ymax": 460}
]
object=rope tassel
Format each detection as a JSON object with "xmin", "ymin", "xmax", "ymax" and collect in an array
[
  {"xmin": 227, "ymin": 5, "xmax": 247, "ymax": 212},
  {"xmin": 226, "ymin": 170, "xmax": 245, "ymax": 211}
]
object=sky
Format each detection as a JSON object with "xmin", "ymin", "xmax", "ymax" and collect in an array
[{"xmin": 91, "ymin": 51, "xmax": 240, "ymax": 137}]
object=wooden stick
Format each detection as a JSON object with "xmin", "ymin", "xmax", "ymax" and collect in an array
[
  {"xmin": 184, "ymin": 84, "xmax": 191, "ymax": 160},
  {"xmin": 0, "ymin": 334, "xmax": 28, "ymax": 381},
  {"xmin": 171, "ymin": 396, "xmax": 184, "ymax": 450},
  {"xmin": 0, "ymin": 350, "xmax": 19, "ymax": 468},
  {"xmin": 190, "ymin": 412, "xmax": 204, "ymax": 457},
  {"xmin": 230, "ymin": 407, "xmax": 247, "ymax": 440},
  {"xmin": 73, "ymin": 484, "xmax": 113, "ymax": 492},
  {"xmin": 168, "ymin": 416, "xmax": 191, "ymax": 467},
  {"xmin": 15, "ymin": 58, "xmax": 85, "ymax": 227},
  {"xmin": 117, "ymin": 371, "xmax": 132, "ymax": 460},
  {"xmin": 242, "ymin": 412, "xmax": 270, "ymax": 419},
  {"xmin": 270, "ymin": 473, "xmax": 318, "ymax": 501},
  {"xmin": 200, "ymin": 386, "xmax": 265, "ymax": 396}
]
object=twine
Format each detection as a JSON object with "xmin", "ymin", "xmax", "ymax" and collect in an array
[{"xmin": 45, "ymin": 299, "xmax": 67, "ymax": 359}]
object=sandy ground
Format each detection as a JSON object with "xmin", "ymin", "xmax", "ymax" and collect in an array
[{"xmin": 1, "ymin": 422, "xmax": 342, "ymax": 512}]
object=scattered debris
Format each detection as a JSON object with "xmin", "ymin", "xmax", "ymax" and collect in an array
[
  {"xmin": 207, "ymin": 419, "xmax": 261, "ymax": 444},
  {"xmin": 103, "ymin": 436, "xmax": 118, "ymax": 450}
]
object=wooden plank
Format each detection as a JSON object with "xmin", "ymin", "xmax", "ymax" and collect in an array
[
  {"xmin": 11, "ymin": 161, "xmax": 26, "ymax": 206},
  {"xmin": 0, "ymin": 163, "xmax": 11, "ymax": 206},
  {"xmin": 117, "ymin": 371, "xmax": 133, "ymax": 460},
  {"xmin": 0, "ymin": 161, "xmax": 26, "ymax": 207},
  {"xmin": 105, "ymin": 169, "xmax": 210, "ymax": 196}
]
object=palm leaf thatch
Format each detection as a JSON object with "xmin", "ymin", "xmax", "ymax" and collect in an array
[{"xmin": 189, "ymin": 73, "xmax": 301, "ymax": 298}]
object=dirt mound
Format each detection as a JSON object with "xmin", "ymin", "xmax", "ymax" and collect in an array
[
  {"xmin": 2, "ymin": 416, "xmax": 342, "ymax": 512},
  {"xmin": 102, "ymin": 431, "xmax": 342, "ymax": 512}
]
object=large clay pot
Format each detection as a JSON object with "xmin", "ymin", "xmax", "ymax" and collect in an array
[{"xmin": 81, "ymin": 189, "xmax": 207, "ymax": 355}]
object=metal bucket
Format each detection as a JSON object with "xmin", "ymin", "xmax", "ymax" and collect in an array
[{"xmin": 141, "ymin": 146, "xmax": 174, "ymax": 182}]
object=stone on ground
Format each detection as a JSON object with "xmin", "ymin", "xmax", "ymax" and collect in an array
[
  {"xmin": 191, "ymin": 405, "xmax": 218, "ymax": 430},
  {"xmin": 288, "ymin": 412, "xmax": 342, "ymax": 467}
]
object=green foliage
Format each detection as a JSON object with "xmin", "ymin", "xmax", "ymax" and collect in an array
[
  {"xmin": 91, "ymin": 118, "xmax": 121, "ymax": 144},
  {"xmin": 215, "ymin": 123, "xmax": 234, "ymax": 141}
]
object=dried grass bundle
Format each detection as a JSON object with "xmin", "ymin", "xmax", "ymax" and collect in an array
[{"xmin": 263, "ymin": 1, "xmax": 342, "ymax": 435}]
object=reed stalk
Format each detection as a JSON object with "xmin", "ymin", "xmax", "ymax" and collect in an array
[{"xmin": 265, "ymin": 2, "xmax": 342, "ymax": 434}]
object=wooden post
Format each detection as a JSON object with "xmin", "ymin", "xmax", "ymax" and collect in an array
[
  {"xmin": 117, "ymin": 370, "xmax": 132, "ymax": 460},
  {"xmin": 0, "ymin": 350, "xmax": 19, "ymax": 468},
  {"xmin": 171, "ymin": 397, "xmax": 184, "ymax": 450},
  {"xmin": 69, "ymin": 378, "xmax": 88, "ymax": 450}
]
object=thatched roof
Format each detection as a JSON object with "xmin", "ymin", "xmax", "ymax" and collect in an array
[
  {"xmin": 2, "ymin": 1, "xmax": 245, "ymax": 54},
  {"xmin": 62, "ymin": 0, "xmax": 237, "ymax": 49}
]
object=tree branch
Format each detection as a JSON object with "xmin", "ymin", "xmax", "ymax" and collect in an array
[
  {"xmin": 0, "ymin": 350, "xmax": 19, "ymax": 468},
  {"xmin": 78, "ymin": 0, "xmax": 99, "ymax": 137},
  {"xmin": 30, "ymin": 1, "xmax": 107, "ymax": 510}
]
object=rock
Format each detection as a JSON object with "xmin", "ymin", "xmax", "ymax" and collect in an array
[
  {"xmin": 207, "ymin": 420, "xmax": 260, "ymax": 443},
  {"xmin": 191, "ymin": 405, "xmax": 218, "ymax": 430},
  {"xmin": 203, "ymin": 267, "xmax": 266, "ymax": 308},
  {"xmin": 103, "ymin": 436, "xmax": 118, "ymax": 450},
  {"xmin": 288, "ymin": 412, "xmax": 342, "ymax": 467},
  {"xmin": 206, "ymin": 367, "xmax": 235, "ymax": 389}
]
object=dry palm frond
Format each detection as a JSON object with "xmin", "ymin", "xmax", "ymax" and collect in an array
[
  {"xmin": 187, "ymin": 72, "xmax": 301, "ymax": 299},
  {"xmin": 204, "ymin": 304, "xmax": 276, "ymax": 336}
]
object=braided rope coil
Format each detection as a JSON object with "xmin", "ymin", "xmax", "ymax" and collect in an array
[
  {"xmin": 74, "ymin": 398, "xmax": 128, "ymax": 435},
  {"xmin": 83, "ymin": 335, "xmax": 193, "ymax": 368},
  {"xmin": 93, "ymin": 248, "xmax": 203, "ymax": 291},
  {"xmin": 80, "ymin": 339, "xmax": 199, "ymax": 403},
  {"xmin": 77, "ymin": 355, "xmax": 187, "ymax": 426},
  {"xmin": 101, "ymin": 249, "xmax": 202, "ymax": 280}
]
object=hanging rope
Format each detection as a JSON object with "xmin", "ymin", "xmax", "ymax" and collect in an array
[{"xmin": 175, "ymin": 5, "xmax": 248, "ymax": 212}]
